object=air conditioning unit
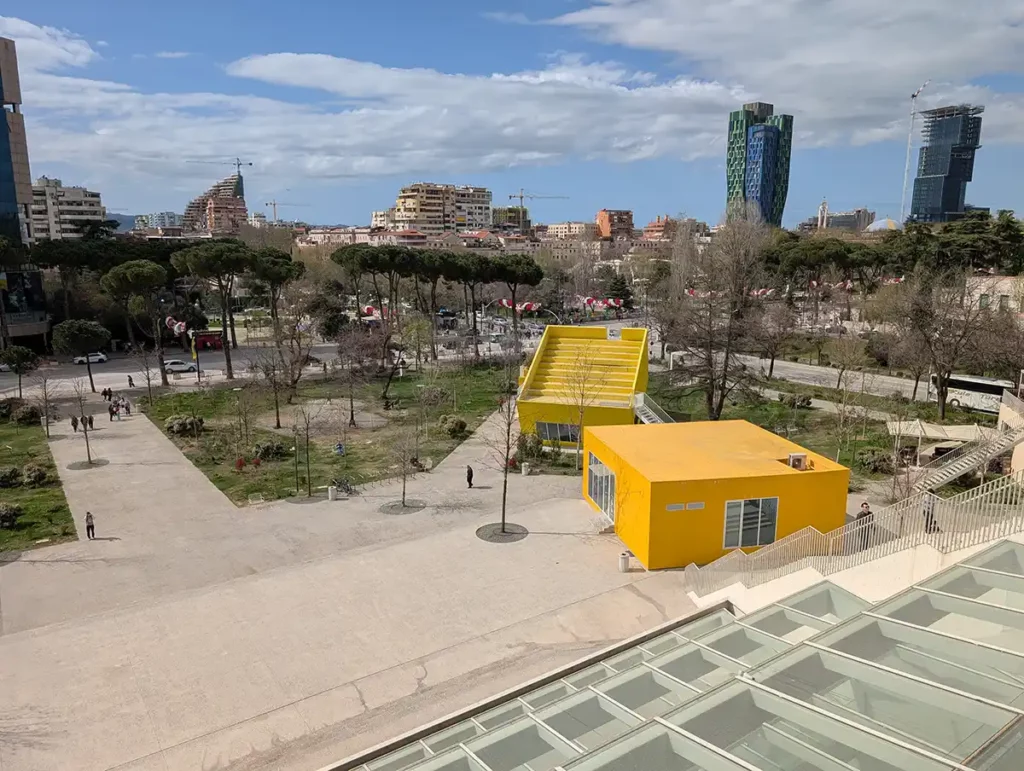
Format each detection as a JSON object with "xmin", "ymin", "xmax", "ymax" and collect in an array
[{"xmin": 788, "ymin": 453, "xmax": 808, "ymax": 470}]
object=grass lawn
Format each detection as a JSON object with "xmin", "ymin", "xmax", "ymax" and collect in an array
[
  {"xmin": 0, "ymin": 419, "xmax": 76, "ymax": 551},
  {"xmin": 144, "ymin": 364, "xmax": 511, "ymax": 506}
]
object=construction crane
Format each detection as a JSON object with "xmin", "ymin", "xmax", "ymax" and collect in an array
[
  {"xmin": 264, "ymin": 200, "xmax": 309, "ymax": 223},
  {"xmin": 185, "ymin": 157, "xmax": 254, "ymax": 175},
  {"xmin": 899, "ymin": 80, "xmax": 929, "ymax": 225},
  {"xmin": 507, "ymin": 189, "xmax": 568, "ymax": 235}
]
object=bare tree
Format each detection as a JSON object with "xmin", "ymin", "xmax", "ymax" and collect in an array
[
  {"xmin": 70, "ymin": 378, "xmax": 94, "ymax": 464},
  {"xmin": 561, "ymin": 343, "xmax": 606, "ymax": 470},
  {"xmin": 890, "ymin": 332, "xmax": 930, "ymax": 401},
  {"xmin": 828, "ymin": 369, "xmax": 866, "ymax": 463},
  {"xmin": 132, "ymin": 346, "xmax": 159, "ymax": 406},
  {"xmin": 253, "ymin": 348, "xmax": 287, "ymax": 429},
  {"xmin": 386, "ymin": 423, "xmax": 420, "ymax": 508},
  {"xmin": 827, "ymin": 335, "xmax": 870, "ymax": 389},
  {"xmin": 31, "ymin": 375, "xmax": 62, "ymax": 439},
  {"xmin": 486, "ymin": 355, "xmax": 521, "ymax": 534},
  {"xmin": 294, "ymin": 403, "xmax": 323, "ymax": 497},
  {"xmin": 336, "ymin": 325, "xmax": 377, "ymax": 428},
  {"xmin": 885, "ymin": 393, "xmax": 919, "ymax": 503},
  {"xmin": 751, "ymin": 303, "xmax": 796, "ymax": 380},
  {"xmin": 663, "ymin": 216, "xmax": 767, "ymax": 419}
]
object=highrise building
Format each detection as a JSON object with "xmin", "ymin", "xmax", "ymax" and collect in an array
[
  {"xmin": 30, "ymin": 177, "xmax": 106, "ymax": 240},
  {"xmin": 392, "ymin": 183, "xmax": 492, "ymax": 235},
  {"xmin": 595, "ymin": 209, "xmax": 634, "ymax": 239},
  {"xmin": 135, "ymin": 211, "xmax": 183, "ymax": 229},
  {"xmin": 910, "ymin": 104, "xmax": 984, "ymax": 224},
  {"xmin": 491, "ymin": 205, "xmax": 530, "ymax": 235},
  {"xmin": 183, "ymin": 173, "xmax": 248, "ymax": 235},
  {"xmin": 726, "ymin": 102, "xmax": 793, "ymax": 226},
  {"xmin": 0, "ymin": 37, "xmax": 33, "ymax": 244}
]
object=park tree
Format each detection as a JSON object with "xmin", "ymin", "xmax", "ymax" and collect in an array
[
  {"xmin": 52, "ymin": 319, "xmax": 111, "ymax": 393},
  {"xmin": 0, "ymin": 345, "xmax": 40, "ymax": 398},
  {"xmin": 487, "ymin": 355, "xmax": 521, "ymax": 534},
  {"xmin": 452, "ymin": 253, "xmax": 497, "ymax": 360},
  {"xmin": 250, "ymin": 247, "xmax": 305, "ymax": 344},
  {"xmin": 101, "ymin": 259, "xmax": 170, "ymax": 385},
  {"xmin": 750, "ymin": 303, "xmax": 795, "ymax": 380},
  {"xmin": 31, "ymin": 239, "xmax": 93, "ymax": 321},
  {"xmin": 335, "ymin": 324, "xmax": 378, "ymax": 428},
  {"xmin": 172, "ymin": 241, "xmax": 254, "ymax": 379},
  {"xmin": 330, "ymin": 243, "xmax": 371, "ymax": 313},
  {"xmin": 607, "ymin": 274, "xmax": 634, "ymax": 310},
  {"xmin": 826, "ymin": 334, "xmax": 870, "ymax": 389},
  {"xmin": 495, "ymin": 254, "xmax": 543, "ymax": 343}
]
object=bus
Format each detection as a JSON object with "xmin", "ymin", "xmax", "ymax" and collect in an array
[{"xmin": 928, "ymin": 373, "xmax": 1014, "ymax": 414}]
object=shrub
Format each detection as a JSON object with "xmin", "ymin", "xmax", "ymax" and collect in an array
[
  {"xmin": 437, "ymin": 414, "xmax": 467, "ymax": 438},
  {"xmin": 164, "ymin": 414, "xmax": 204, "ymax": 436},
  {"xmin": 252, "ymin": 440, "xmax": 287, "ymax": 460},
  {"xmin": 776, "ymin": 393, "xmax": 812, "ymax": 409},
  {"xmin": 235, "ymin": 457, "xmax": 246, "ymax": 471},
  {"xmin": 0, "ymin": 466, "xmax": 22, "ymax": 488},
  {"xmin": 854, "ymin": 447, "xmax": 895, "ymax": 475},
  {"xmin": 11, "ymin": 404, "xmax": 42, "ymax": 426},
  {"xmin": 0, "ymin": 397, "xmax": 24, "ymax": 420},
  {"xmin": 0, "ymin": 502, "xmax": 22, "ymax": 529},
  {"xmin": 517, "ymin": 432, "xmax": 545, "ymax": 460},
  {"xmin": 21, "ymin": 464, "xmax": 46, "ymax": 486},
  {"xmin": 418, "ymin": 385, "xmax": 450, "ymax": 407}
]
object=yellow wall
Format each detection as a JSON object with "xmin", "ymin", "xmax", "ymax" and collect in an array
[
  {"xmin": 582, "ymin": 431, "xmax": 652, "ymax": 566},
  {"xmin": 517, "ymin": 400, "xmax": 634, "ymax": 439},
  {"xmin": 620, "ymin": 327, "xmax": 649, "ymax": 394}
]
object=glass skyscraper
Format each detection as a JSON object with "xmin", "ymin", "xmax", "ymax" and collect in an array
[
  {"xmin": 726, "ymin": 102, "xmax": 793, "ymax": 227},
  {"xmin": 0, "ymin": 37, "xmax": 32, "ymax": 244},
  {"xmin": 910, "ymin": 104, "xmax": 984, "ymax": 224}
]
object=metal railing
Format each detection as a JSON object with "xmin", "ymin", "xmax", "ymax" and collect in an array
[
  {"xmin": 686, "ymin": 471, "xmax": 1024, "ymax": 598},
  {"xmin": 1002, "ymin": 390, "xmax": 1024, "ymax": 428},
  {"xmin": 914, "ymin": 437, "xmax": 983, "ymax": 474}
]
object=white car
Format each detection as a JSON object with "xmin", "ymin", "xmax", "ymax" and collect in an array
[
  {"xmin": 164, "ymin": 359, "xmax": 198, "ymax": 374},
  {"xmin": 73, "ymin": 352, "xmax": 107, "ymax": 365}
]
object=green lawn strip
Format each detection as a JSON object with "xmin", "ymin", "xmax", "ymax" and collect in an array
[
  {"xmin": 146, "ymin": 365, "xmax": 507, "ymax": 505},
  {"xmin": 0, "ymin": 421, "xmax": 76, "ymax": 551}
]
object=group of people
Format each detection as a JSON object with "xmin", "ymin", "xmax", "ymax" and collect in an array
[
  {"xmin": 69, "ymin": 414, "xmax": 93, "ymax": 432},
  {"xmin": 100, "ymin": 388, "xmax": 132, "ymax": 420}
]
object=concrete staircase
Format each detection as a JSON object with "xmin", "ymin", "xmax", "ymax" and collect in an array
[
  {"xmin": 523, "ymin": 335, "xmax": 644, "ymax": 407},
  {"xmin": 912, "ymin": 423, "xmax": 1024, "ymax": 492}
]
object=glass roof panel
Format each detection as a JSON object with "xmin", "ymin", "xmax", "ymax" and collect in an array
[
  {"xmin": 476, "ymin": 700, "xmax": 532, "ymax": 731},
  {"xmin": 465, "ymin": 715, "xmax": 578, "ymax": 771},
  {"xmin": 603, "ymin": 647, "xmax": 653, "ymax": 672},
  {"xmin": 594, "ymin": 665, "xmax": 699, "ymax": 718},
  {"xmin": 422, "ymin": 721, "xmax": 486, "ymax": 754},
  {"xmin": 366, "ymin": 743, "xmax": 431, "ymax": 771},
  {"xmin": 532, "ymin": 690, "xmax": 642, "ymax": 751},
  {"xmin": 561, "ymin": 722, "xmax": 750, "ymax": 771},
  {"xmin": 741, "ymin": 604, "xmax": 835, "ymax": 643},
  {"xmin": 564, "ymin": 664, "xmax": 616, "ymax": 690},
  {"xmin": 666, "ymin": 680, "xmax": 967, "ymax": 771},
  {"xmin": 695, "ymin": 623, "xmax": 791, "ymax": 666},
  {"xmin": 403, "ymin": 747, "xmax": 488, "ymax": 771},
  {"xmin": 748, "ymin": 645, "xmax": 1019, "ymax": 762},
  {"xmin": 646, "ymin": 643, "xmax": 745, "ymax": 692},
  {"xmin": 673, "ymin": 610, "xmax": 736, "ymax": 641},
  {"xmin": 521, "ymin": 682, "xmax": 576, "ymax": 710},
  {"xmin": 639, "ymin": 631, "xmax": 687, "ymax": 657},
  {"xmin": 923, "ymin": 565, "xmax": 1024, "ymax": 610},
  {"xmin": 775, "ymin": 581, "xmax": 870, "ymax": 623},
  {"xmin": 964, "ymin": 540, "xmax": 1024, "ymax": 577}
]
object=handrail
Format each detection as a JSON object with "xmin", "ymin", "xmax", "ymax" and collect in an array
[
  {"xmin": 686, "ymin": 470, "xmax": 1024, "ymax": 598},
  {"xmin": 517, "ymin": 327, "xmax": 553, "ymax": 399},
  {"xmin": 915, "ymin": 438, "xmax": 983, "ymax": 473},
  {"xmin": 628, "ymin": 327, "xmax": 649, "ymax": 405},
  {"xmin": 1002, "ymin": 390, "xmax": 1024, "ymax": 427}
]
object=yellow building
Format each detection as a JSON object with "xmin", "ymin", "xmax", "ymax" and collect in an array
[
  {"xmin": 583, "ymin": 420, "xmax": 849, "ymax": 570},
  {"xmin": 517, "ymin": 325, "xmax": 652, "ymax": 442}
]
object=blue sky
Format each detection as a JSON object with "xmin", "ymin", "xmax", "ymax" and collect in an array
[{"xmin": 5, "ymin": 1, "xmax": 1024, "ymax": 228}]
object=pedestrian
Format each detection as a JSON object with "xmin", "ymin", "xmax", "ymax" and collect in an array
[
  {"xmin": 924, "ymin": 496, "xmax": 941, "ymax": 534},
  {"xmin": 108, "ymin": 404, "xmax": 115, "ymax": 422},
  {"xmin": 87, "ymin": 414, "xmax": 94, "ymax": 430},
  {"xmin": 124, "ymin": 400, "xmax": 131, "ymax": 416},
  {"xmin": 466, "ymin": 464, "xmax": 474, "ymax": 489},
  {"xmin": 855, "ymin": 501, "xmax": 874, "ymax": 551},
  {"xmin": 85, "ymin": 511, "xmax": 95, "ymax": 540},
  {"xmin": 70, "ymin": 415, "xmax": 79, "ymax": 433},
  {"xmin": 127, "ymin": 375, "xmax": 135, "ymax": 388}
]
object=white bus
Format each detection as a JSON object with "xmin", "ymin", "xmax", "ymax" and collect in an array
[{"xmin": 928, "ymin": 373, "xmax": 1014, "ymax": 414}]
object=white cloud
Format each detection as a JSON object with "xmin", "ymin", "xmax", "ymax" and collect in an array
[{"xmin": 154, "ymin": 51, "xmax": 190, "ymax": 59}]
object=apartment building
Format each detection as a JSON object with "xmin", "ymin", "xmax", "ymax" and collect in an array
[
  {"xmin": 595, "ymin": 209, "xmax": 634, "ymax": 239},
  {"xmin": 135, "ymin": 211, "xmax": 183, "ymax": 230},
  {"xmin": 30, "ymin": 176, "xmax": 106, "ymax": 240},
  {"xmin": 371, "ymin": 208, "xmax": 396, "ymax": 230},
  {"xmin": 491, "ymin": 205, "xmax": 530, "ymax": 234},
  {"xmin": 545, "ymin": 221, "xmax": 598, "ymax": 240},
  {"xmin": 391, "ymin": 183, "xmax": 492, "ymax": 235},
  {"xmin": 183, "ymin": 173, "xmax": 248, "ymax": 235}
]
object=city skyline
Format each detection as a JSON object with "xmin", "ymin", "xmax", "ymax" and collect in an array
[{"xmin": 3, "ymin": 3, "xmax": 1024, "ymax": 228}]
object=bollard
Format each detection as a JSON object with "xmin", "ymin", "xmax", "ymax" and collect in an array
[
  {"xmin": 618, "ymin": 552, "xmax": 630, "ymax": 573},
  {"xmin": 521, "ymin": 462, "xmax": 530, "ymax": 476},
  {"xmin": 328, "ymin": 486, "xmax": 337, "ymax": 501}
]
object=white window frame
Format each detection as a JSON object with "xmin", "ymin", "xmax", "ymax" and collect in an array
[
  {"xmin": 587, "ymin": 452, "xmax": 616, "ymax": 522},
  {"xmin": 723, "ymin": 497, "xmax": 779, "ymax": 549}
]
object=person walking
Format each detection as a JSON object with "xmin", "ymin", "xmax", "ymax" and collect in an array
[
  {"xmin": 855, "ymin": 501, "xmax": 874, "ymax": 551},
  {"xmin": 124, "ymin": 400, "xmax": 131, "ymax": 417},
  {"xmin": 87, "ymin": 414, "xmax": 94, "ymax": 430},
  {"xmin": 108, "ymin": 403, "xmax": 115, "ymax": 422},
  {"xmin": 466, "ymin": 464, "xmax": 474, "ymax": 489},
  {"xmin": 924, "ymin": 496, "xmax": 941, "ymax": 534},
  {"xmin": 85, "ymin": 511, "xmax": 95, "ymax": 540},
  {"xmin": 127, "ymin": 375, "xmax": 135, "ymax": 389},
  {"xmin": 70, "ymin": 415, "xmax": 79, "ymax": 433}
]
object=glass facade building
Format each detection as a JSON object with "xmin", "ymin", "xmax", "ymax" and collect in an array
[
  {"xmin": 0, "ymin": 37, "xmax": 32, "ymax": 244},
  {"xmin": 910, "ymin": 104, "xmax": 984, "ymax": 224},
  {"xmin": 726, "ymin": 102, "xmax": 793, "ymax": 227}
]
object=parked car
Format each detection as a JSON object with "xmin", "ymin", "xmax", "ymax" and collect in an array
[
  {"xmin": 73, "ymin": 352, "xmax": 107, "ymax": 365},
  {"xmin": 0, "ymin": 363, "xmax": 10, "ymax": 372},
  {"xmin": 164, "ymin": 359, "xmax": 198, "ymax": 373}
]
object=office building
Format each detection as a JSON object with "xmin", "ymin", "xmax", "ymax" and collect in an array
[
  {"xmin": 910, "ymin": 104, "xmax": 984, "ymax": 223},
  {"xmin": 726, "ymin": 101, "xmax": 794, "ymax": 226},
  {"xmin": 182, "ymin": 173, "xmax": 247, "ymax": 235},
  {"xmin": 545, "ymin": 221, "xmax": 598, "ymax": 240},
  {"xmin": 798, "ymin": 201, "xmax": 876, "ymax": 232},
  {"xmin": 0, "ymin": 37, "xmax": 33, "ymax": 244},
  {"xmin": 596, "ymin": 209, "xmax": 634, "ymax": 240},
  {"xmin": 491, "ymin": 205, "xmax": 530, "ymax": 235},
  {"xmin": 134, "ymin": 211, "xmax": 182, "ymax": 230},
  {"xmin": 392, "ymin": 183, "xmax": 492, "ymax": 235},
  {"xmin": 30, "ymin": 177, "xmax": 106, "ymax": 240}
]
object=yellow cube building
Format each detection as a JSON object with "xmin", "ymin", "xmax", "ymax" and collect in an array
[
  {"xmin": 516, "ymin": 325, "xmax": 651, "ymax": 442},
  {"xmin": 582, "ymin": 421, "xmax": 850, "ymax": 570}
]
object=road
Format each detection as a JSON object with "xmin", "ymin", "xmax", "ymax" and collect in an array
[{"xmin": 737, "ymin": 355, "xmax": 925, "ymax": 401}]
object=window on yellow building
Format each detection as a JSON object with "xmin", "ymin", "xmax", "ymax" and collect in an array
[
  {"xmin": 724, "ymin": 497, "xmax": 778, "ymax": 548},
  {"xmin": 587, "ymin": 452, "xmax": 616, "ymax": 521}
]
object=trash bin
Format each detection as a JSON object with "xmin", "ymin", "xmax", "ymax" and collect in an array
[
  {"xmin": 521, "ymin": 462, "xmax": 530, "ymax": 476},
  {"xmin": 328, "ymin": 486, "xmax": 337, "ymax": 501},
  {"xmin": 618, "ymin": 552, "xmax": 630, "ymax": 573}
]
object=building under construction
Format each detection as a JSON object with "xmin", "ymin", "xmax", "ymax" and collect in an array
[
  {"xmin": 182, "ymin": 173, "xmax": 248, "ymax": 235},
  {"xmin": 910, "ymin": 104, "xmax": 984, "ymax": 224}
]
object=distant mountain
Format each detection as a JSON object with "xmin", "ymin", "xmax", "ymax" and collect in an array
[{"xmin": 107, "ymin": 213, "xmax": 137, "ymax": 232}]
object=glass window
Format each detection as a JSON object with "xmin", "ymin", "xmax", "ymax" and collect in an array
[
  {"xmin": 724, "ymin": 497, "xmax": 778, "ymax": 548},
  {"xmin": 1000, "ymin": 294, "xmax": 1011, "ymax": 310},
  {"xmin": 980, "ymin": 293, "xmax": 991, "ymax": 308}
]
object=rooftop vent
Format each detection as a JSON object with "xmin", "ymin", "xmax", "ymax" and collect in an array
[{"xmin": 788, "ymin": 453, "xmax": 808, "ymax": 470}]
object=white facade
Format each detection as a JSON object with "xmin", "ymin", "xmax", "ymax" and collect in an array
[
  {"xmin": 136, "ymin": 211, "xmax": 183, "ymax": 229},
  {"xmin": 30, "ymin": 176, "xmax": 106, "ymax": 240},
  {"xmin": 247, "ymin": 211, "xmax": 268, "ymax": 228},
  {"xmin": 390, "ymin": 183, "xmax": 492, "ymax": 236},
  {"xmin": 545, "ymin": 221, "xmax": 598, "ymax": 240},
  {"xmin": 371, "ymin": 208, "xmax": 396, "ymax": 230}
]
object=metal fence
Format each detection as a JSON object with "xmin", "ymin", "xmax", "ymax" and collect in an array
[
  {"xmin": 1002, "ymin": 390, "xmax": 1024, "ymax": 429},
  {"xmin": 686, "ymin": 471, "xmax": 1024, "ymax": 598}
]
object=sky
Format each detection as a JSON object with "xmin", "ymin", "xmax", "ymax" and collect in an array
[{"xmin": 4, "ymin": 1, "xmax": 1024, "ymax": 229}]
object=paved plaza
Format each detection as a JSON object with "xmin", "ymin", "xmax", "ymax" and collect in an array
[{"xmin": 0, "ymin": 399, "xmax": 696, "ymax": 771}]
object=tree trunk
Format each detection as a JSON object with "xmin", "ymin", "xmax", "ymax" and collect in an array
[
  {"xmin": 228, "ymin": 304, "xmax": 238, "ymax": 349},
  {"xmin": 154, "ymin": 316, "xmax": 169, "ymax": 386},
  {"xmin": 429, "ymin": 280, "xmax": 438, "ymax": 361},
  {"xmin": 836, "ymin": 369, "xmax": 844, "ymax": 389},
  {"xmin": 124, "ymin": 316, "xmax": 136, "ymax": 349},
  {"xmin": 768, "ymin": 354, "xmax": 776, "ymax": 379},
  {"xmin": 509, "ymin": 285, "xmax": 519, "ymax": 345},
  {"xmin": 470, "ymin": 284, "xmax": 479, "ymax": 360},
  {"xmin": 305, "ymin": 425, "xmax": 312, "ymax": 497},
  {"xmin": 86, "ymin": 357, "xmax": 96, "ymax": 393},
  {"xmin": 61, "ymin": 271, "xmax": 73, "ymax": 321},
  {"xmin": 17, "ymin": 372, "xmax": 22, "ymax": 399},
  {"xmin": 911, "ymin": 375, "xmax": 921, "ymax": 401},
  {"xmin": 220, "ymin": 301, "xmax": 234, "ymax": 379},
  {"xmin": 937, "ymin": 377, "xmax": 948, "ymax": 420},
  {"xmin": 272, "ymin": 384, "xmax": 281, "ymax": 429},
  {"xmin": 82, "ymin": 419, "xmax": 92, "ymax": 463},
  {"xmin": 348, "ymin": 381, "xmax": 357, "ymax": 427}
]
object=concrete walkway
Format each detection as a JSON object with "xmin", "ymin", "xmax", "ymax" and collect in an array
[{"xmin": 0, "ymin": 398, "xmax": 690, "ymax": 771}]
